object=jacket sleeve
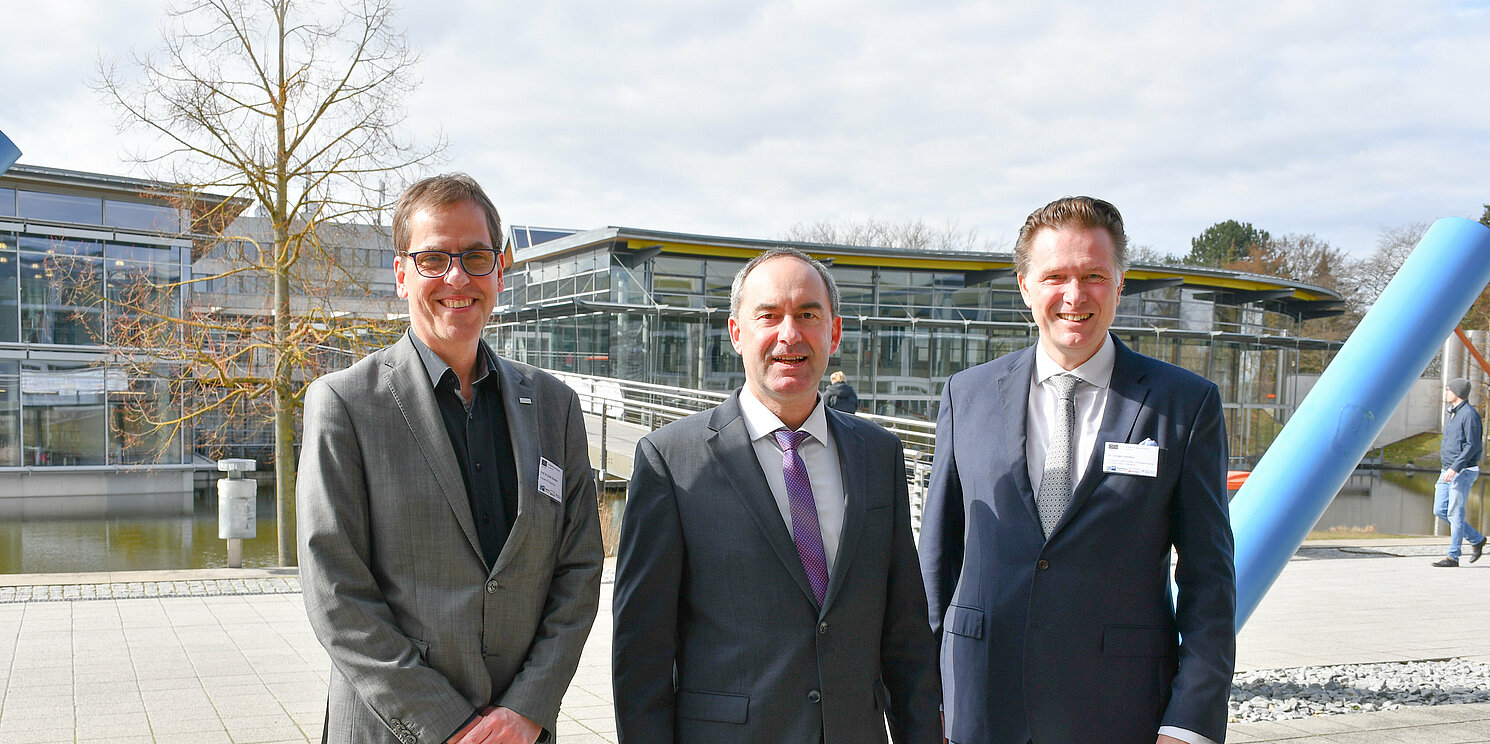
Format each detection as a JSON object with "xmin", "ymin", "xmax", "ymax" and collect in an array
[
  {"xmin": 880, "ymin": 445, "xmax": 945, "ymax": 744},
  {"xmin": 919, "ymin": 374, "xmax": 966, "ymax": 642},
  {"xmin": 611, "ymin": 436, "xmax": 685, "ymax": 743},
  {"xmin": 493, "ymin": 385, "xmax": 604, "ymax": 734},
  {"xmin": 1161, "ymin": 383, "xmax": 1237, "ymax": 742},
  {"xmin": 298, "ymin": 379, "xmax": 476, "ymax": 744}
]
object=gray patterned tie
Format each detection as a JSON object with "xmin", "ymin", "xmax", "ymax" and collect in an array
[{"xmin": 1036, "ymin": 373, "xmax": 1081, "ymax": 538}]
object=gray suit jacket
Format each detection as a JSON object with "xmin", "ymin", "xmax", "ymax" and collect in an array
[
  {"xmin": 298, "ymin": 333, "xmax": 603, "ymax": 744},
  {"xmin": 612, "ymin": 391, "xmax": 941, "ymax": 744}
]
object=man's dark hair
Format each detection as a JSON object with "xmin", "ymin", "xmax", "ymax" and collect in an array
[
  {"xmin": 392, "ymin": 173, "xmax": 504, "ymax": 263},
  {"xmin": 1014, "ymin": 196, "xmax": 1129, "ymax": 276}
]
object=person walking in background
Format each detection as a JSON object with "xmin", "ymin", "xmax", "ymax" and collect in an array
[
  {"xmin": 823, "ymin": 370, "xmax": 860, "ymax": 414},
  {"xmin": 612, "ymin": 247, "xmax": 941, "ymax": 743},
  {"xmin": 1433, "ymin": 377, "xmax": 1485, "ymax": 567},
  {"xmin": 919, "ymin": 196, "xmax": 1235, "ymax": 744}
]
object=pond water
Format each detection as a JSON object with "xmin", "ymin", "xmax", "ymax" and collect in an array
[
  {"xmin": 0, "ymin": 485, "xmax": 283, "ymax": 574},
  {"xmin": 0, "ymin": 469, "xmax": 1486, "ymax": 574}
]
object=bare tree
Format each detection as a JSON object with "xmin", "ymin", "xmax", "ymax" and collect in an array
[
  {"xmin": 784, "ymin": 217, "xmax": 1000, "ymax": 253},
  {"xmin": 92, "ymin": 0, "xmax": 443, "ymax": 565}
]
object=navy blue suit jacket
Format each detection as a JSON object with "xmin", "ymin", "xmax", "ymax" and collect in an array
[{"xmin": 919, "ymin": 336, "xmax": 1236, "ymax": 744}]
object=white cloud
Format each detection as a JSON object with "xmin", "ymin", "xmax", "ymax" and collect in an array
[{"xmin": 2, "ymin": 0, "xmax": 1487, "ymax": 258}]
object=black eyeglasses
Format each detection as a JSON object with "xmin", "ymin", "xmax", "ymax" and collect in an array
[{"xmin": 403, "ymin": 248, "xmax": 499, "ymax": 278}]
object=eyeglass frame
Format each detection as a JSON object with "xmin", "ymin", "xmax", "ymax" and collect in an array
[{"xmin": 401, "ymin": 248, "xmax": 500, "ymax": 278}]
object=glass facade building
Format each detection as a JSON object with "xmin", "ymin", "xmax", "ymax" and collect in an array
[
  {"xmin": 0, "ymin": 165, "xmax": 219, "ymax": 501},
  {"xmin": 491, "ymin": 227, "xmax": 1344, "ymax": 464}
]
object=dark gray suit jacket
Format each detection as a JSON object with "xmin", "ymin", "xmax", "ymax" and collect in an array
[
  {"xmin": 612, "ymin": 391, "xmax": 941, "ymax": 744},
  {"xmin": 298, "ymin": 333, "xmax": 603, "ymax": 744},
  {"xmin": 919, "ymin": 336, "xmax": 1236, "ymax": 744}
]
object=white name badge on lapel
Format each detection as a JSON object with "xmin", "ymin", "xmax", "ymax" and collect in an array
[
  {"xmin": 538, "ymin": 456, "xmax": 563, "ymax": 502},
  {"xmin": 1102, "ymin": 441, "xmax": 1160, "ymax": 477}
]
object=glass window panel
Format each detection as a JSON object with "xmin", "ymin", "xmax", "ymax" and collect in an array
[
  {"xmin": 105, "ymin": 200, "xmax": 182, "ymax": 232},
  {"xmin": 17, "ymin": 190, "xmax": 102, "ymax": 224},
  {"xmin": 21, "ymin": 361, "xmax": 107, "ymax": 466},
  {"xmin": 18, "ymin": 234, "xmax": 104, "ymax": 257},
  {"xmin": 0, "ymin": 236, "xmax": 16, "ymax": 342},
  {"xmin": 20, "ymin": 251, "xmax": 104, "ymax": 345},
  {"xmin": 0, "ymin": 187, "xmax": 14, "ymax": 216},
  {"xmin": 0, "ymin": 360, "xmax": 17, "ymax": 466},
  {"xmin": 112, "ymin": 372, "xmax": 182, "ymax": 465}
]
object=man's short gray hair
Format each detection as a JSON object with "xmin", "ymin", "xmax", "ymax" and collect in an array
[{"xmin": 728, "ymin": 247, "xmax": 841, "ymax": 319}]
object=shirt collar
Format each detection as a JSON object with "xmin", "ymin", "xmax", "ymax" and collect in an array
[
  {"xmin": 408, "ymin": 330, "xmax": 496, "ymax": 390},
  {"xmin": 739, "ymin": 387, "xmax": 831, "ymax": 446},
  {"xmin": 1034, "ymin": 332, "xmax": 1116, "ymax": 390}
]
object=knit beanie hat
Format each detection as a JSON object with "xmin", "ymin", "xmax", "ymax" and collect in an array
[{"xmin": 1448, "ymin": 377, "xmax": 1471, "ymax": 401}]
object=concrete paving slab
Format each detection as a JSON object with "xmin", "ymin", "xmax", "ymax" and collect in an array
[{"xmin": 2, "ymin": 540, "xmax": 1489, "ymax": 742}]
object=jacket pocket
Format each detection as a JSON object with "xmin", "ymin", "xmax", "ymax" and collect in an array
[
  {"xmin": 944, "ymin": 604, "xmax": 984, "ymax": 639},
  {"xmin": 407, "ymin": 637, "xmax": 430, "ymax": 663},
  {"xmin": 676, "ymin": 689, "xmax": 749, "ymax": 723},
  {"xmin": 1102, "ymin": 624, "xmax": 1171, "ymax": 657}
]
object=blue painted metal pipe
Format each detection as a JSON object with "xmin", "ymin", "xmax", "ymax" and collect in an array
[
  {"xmin": 0, "ymin": 129, "xmax": 18, "ymax": 176},
  {"xmin": 1231, "ymin": 217, "xmax": 1490, "ymax": 629}
]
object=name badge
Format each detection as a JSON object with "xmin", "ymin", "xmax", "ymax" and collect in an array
[
  {"xmin": 1102, "ymin": 441, "xmax": 1160, "ymax": 477},
  {"xmin": 538, "ymin": 456, "xmax": 563, "ymax": 502}
]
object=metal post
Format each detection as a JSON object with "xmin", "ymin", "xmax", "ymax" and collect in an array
[{"xmin": 1229, "ymin": 217, "xmax": 1490, "ymax": 629}]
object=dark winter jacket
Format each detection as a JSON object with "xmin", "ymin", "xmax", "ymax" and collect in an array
[
  {"xmin": 1442, "ymin": 400, "xmax": 1483, "ymax": 472},
  {"xmin": 824, "ymin": 381, "xmax": 859, "ymax": 414}
]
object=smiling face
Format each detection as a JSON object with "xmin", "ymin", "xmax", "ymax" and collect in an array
[
  {"xmin": 394, "ymin": 199, "xmax": 501, "ymax": 367},
  {"xmin": 1017, "ymin": 226, "xmax": 1124, "ymax": 370},
  {"xmin": 729, "ymin": 255, "xmax": 843, "ymax": 429}
]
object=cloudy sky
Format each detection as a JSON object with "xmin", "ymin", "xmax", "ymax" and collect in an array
[{"xmin": 5, "ymin": 0, "xmax": 1489, "ymax": 257}]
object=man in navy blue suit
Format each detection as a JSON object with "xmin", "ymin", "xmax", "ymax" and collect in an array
[{"xmin": 919, "ymin": 197, "xmax": 1236, "ymax": 744}]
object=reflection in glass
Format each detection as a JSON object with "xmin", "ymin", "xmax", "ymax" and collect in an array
[
  {"xmin": 0, "ymin": 236, "xmax": 17, "ymax": 342},
  {"xmin": 17, "ymin": 190, "xmax": 103, "ymax": 224},
  {"xmin": 0, "ymin": 361, "xmax": 18, "ymax": 466},
  {"xmin": 21, "ymin": 362, "xmax": 108, "ymax": 466}
]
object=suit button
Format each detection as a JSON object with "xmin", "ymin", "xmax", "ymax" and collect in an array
[
  {"xmin": 1037, "ymin": 559, "xmax": 1050, "ymax": 570},
  {"xmin": 818, "ymin": 621, "xmax": 829, "ymax": 635},
  {"xmin": 486, "ymin": 580, "xmax": 499, "ymax": 594},
  {"xmin": 807, "ymin": 690, "xmax": 822, "ymax": 703}
]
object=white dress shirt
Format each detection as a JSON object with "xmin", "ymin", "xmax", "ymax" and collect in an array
[
  {"xmin": 1023, "ymin": 335, "xmax": 1216, "ymax": 744},
  {"xmin": 1026, "ymin": 334, "xmax": 1116, "ymax": 496},
  {"xmin": 739, "ymin": 390, "xmax": 846, "ymax": 573}
]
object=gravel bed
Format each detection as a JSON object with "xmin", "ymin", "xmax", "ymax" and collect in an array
[{"xmin": 1231, "ymin": 659, "xmax": 1490, "ymax": 721}]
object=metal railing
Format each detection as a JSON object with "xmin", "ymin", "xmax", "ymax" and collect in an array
[{"xmin": 551, "ymin": 370, "xmax": 939, "ymax": 528}]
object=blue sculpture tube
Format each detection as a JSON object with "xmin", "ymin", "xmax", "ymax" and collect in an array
[
  {"xmin": 1230, "ymin": 217, "xmax": 1490, "ymax": 629},
  {"xmin": 0, "ymin": 129, "xmax": 18, "ymax": 176}
]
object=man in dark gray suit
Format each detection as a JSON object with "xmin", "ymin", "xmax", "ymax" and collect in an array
[
  {"xmin": 919, "ymin": 197, "xmax": 1235, "ymax": 744},
  {"xmin": 298, "ymin": 173, "xmax": 603, "ymax": 744},
  {"xmin": 612, "ymin": 247, "xmax": 941, "ymax": 744}
]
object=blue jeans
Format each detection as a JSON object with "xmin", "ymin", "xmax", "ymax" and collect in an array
[{"xmin": 1435, "ymin": 467, "xmax": 1485, "ymax": 560}]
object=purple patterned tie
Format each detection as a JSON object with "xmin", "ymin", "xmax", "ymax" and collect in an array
[{"xmin": 774, "ymin": 428, "xmax": 830, "ymax": 606}]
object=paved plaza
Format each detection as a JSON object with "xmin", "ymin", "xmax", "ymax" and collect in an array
[{"xmin": 1, "ymin": 540, "xmax": 1488, "ymax": 743}]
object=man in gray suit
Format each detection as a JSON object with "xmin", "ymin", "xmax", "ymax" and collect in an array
[
  {"xmin": 612, "ymin": 247, "xmax": 941, "ymax": 744},
  {"xmin": 298, "ymin": 173, "xmax": 603, "ymax": 744}
]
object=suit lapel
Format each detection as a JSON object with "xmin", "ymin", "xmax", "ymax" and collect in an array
[
  {"xmin": 707, "ymin": 393, "xmax": 822, "ymax": 609},
  {"xmin": 998, "ymin": 347, "xmax": 1040, "ymax": 528},
  {"xmin": 1058, "ymin": 338, "xmax": 1150, "ymax": 535},
  {"xmin": 382, "ymin": 335, "xmax": 483, "ymax": 561},
  {"xmin": 822, "ymin": 411, "xmax": 865, "ymax": 612},
  {"xmin": 492, "ymin": 356, "xmax": 538, "ymax": 575}
]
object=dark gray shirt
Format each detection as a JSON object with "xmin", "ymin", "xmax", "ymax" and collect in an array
[{"xmin": 410, "ymin": 332, "xmax": 519, "ymax": 568}]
